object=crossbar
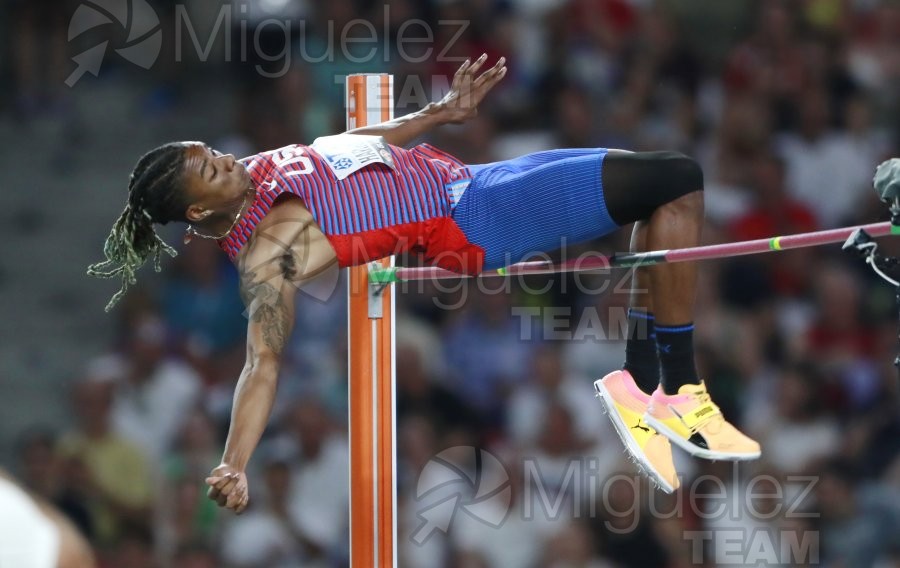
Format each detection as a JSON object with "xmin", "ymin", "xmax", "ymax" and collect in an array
[{"xmin": 369, "ymin": 221, "xmax": 899, "ymax": 283}]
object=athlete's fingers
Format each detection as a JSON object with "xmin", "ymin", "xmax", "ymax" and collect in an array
[
  {"xmin": 236, "ymin": 494, "xmax": 250, "ymax": 515},
  {"xmin": 495, "ymin": 58, "xmax": 507, "ymax": 78},
  {"xmin": 473, "ymin": 65, "xmax": 502, "ymax": 91},
  {"xmin": 206, "ymin": 471, "xmax": 240, "ymax": 502},
  {"xmin": 467, "ymin": 53, "xmax": 489, "ymax": 76},
  {"xmin": 474, "ymin": 57, "xmax": 505, "ymax": 88},
  {"xmin": 490, "ymin": 65, "xmax": 508, "ymax": 86},
  {"xmin": 209, "ymin": 486, "xmax": 226, "ymax": 506},
  {"xmin": 453, "ymin": 58, "xmax": 472, "ymax": 84},
  {"xmin": 479, "ymin": 56, "xmax": 504, "ymax": 77},
  {"xmin": 205, "ymin": 472, "xmax": 235, "ymax": 485},
  {"xmin": 450, "ymin": 62, "xmax": 470, "ymax": 93},
  {"xmin": 218, "ymin": 478, "xmax": 239, "ymax": 499},
  {"xmin": 480, "ymin": 65, "xmax": 507, "ymax": 95},
  {"xmin": 213, "ymin": 473, "xmax": 237, "ymax": 492},
  {"xmin": 205, "ymin": 476, "xmax": 225, "ymax": 500},
  {"xmin": 225, "ymin": 485, "xmax": 245, "ymax": 509}
]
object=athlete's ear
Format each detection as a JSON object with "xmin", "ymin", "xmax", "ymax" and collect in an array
[{"xmin": 185, "ymin": 204, "xmax": 213, "ymax": 223}]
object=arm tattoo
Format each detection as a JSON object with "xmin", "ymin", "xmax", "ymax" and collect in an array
[
  {"xmin": 240, "ymin": 266, "xmax": 292, "ymax": 355},
  {"xmin": 250, "ymin": 284, "xmax": 290, "ymax": 354}
]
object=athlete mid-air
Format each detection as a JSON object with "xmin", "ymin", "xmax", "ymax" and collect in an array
[{"xmin": 88, "ymin": 55, "xmax": 759, "ymax": 512}]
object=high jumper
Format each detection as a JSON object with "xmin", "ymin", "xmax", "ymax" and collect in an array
[{"xmin": 88, "ymin": 54, "xmax": 759, "ymax": 510}]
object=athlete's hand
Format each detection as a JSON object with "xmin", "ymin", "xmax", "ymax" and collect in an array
[
  {"xmin": 205, "ymin": 464, "xmax": 250, "ymax": 514},
  {"xmin": 436, "ymin": 53, "xmax": 507, "ymax": 124}
]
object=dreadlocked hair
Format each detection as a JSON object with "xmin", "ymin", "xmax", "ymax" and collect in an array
[{"xmin": 87, "ymin": 142, "xmax": 193, "ymax": 311}]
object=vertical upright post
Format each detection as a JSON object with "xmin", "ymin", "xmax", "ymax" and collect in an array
[{"xmin": 345, "ymin": 74, "xmax": 397, "ymax": 568}]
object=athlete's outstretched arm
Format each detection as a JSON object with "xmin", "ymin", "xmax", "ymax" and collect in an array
[
  {"xmin": 345, "ymin": 53, "xmax": 507, "ymax": 147},
  {"xmin": 205, "ymin": 254, "xmax": 296, "ymax": 514}
]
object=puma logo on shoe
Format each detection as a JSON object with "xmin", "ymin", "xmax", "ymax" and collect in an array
[
  {"xmin": 631, "ymin": 421, "xmax": 651, "ymax": 433},
  {"xmin": 693, "ymin": 406, "xmax": 714, "ymax": 419}
]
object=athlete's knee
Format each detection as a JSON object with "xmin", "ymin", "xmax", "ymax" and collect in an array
[
  {"xmin": 602, "ymin": 150, "xmax": 704, "ymax": 225},
  {"xmin": 661, "ymin": 188, "xmax": 704, "ymax": 222},
  {"xmin": 656, "ymin": 151, "xmax": 704, "ymax": 197},
  {"xmin": 650, "ymin": 153, "xmax": 704, "ymax": 222}
]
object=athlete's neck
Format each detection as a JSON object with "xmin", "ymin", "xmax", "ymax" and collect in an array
[{"xmin": 192, "ymin": 186, "xmax": 255, "ymax": 239}]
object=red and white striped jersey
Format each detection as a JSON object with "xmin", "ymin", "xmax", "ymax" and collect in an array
[{"xmin": 218, "ymin": 142, "xmax": 484, "ymax": 273}]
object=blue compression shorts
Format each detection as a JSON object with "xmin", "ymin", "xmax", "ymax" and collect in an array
[{"xmin": 452, "ymin": 148, "xmax": 619, "ymax": 270}]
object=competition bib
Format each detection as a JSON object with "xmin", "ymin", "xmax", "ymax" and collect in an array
[{"xmin": 310, "ymin": 134, "xmax": 396, "ymax": 180}]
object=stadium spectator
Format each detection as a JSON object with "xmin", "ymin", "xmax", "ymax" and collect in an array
[{"xmin": 56, "ymin": 377, "xmax": 153, "ymax": 547}]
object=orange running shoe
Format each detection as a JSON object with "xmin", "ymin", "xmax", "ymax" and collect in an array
[
  {"xmin": 644, "ymin": 381, "xmax": 761, "ymax": 461},
  {"xmin": 594, "ymin": 370, "xmax": 679, "ymax": 493}
]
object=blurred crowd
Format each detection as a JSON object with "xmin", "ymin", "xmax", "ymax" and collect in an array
[{"xmin": 6, "ymin": 0, "xmax": 900, "ymax": 566}]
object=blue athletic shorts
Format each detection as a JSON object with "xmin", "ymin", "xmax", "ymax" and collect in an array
[{"xmin": 452, "ymin": 148, "xmax": 619, "ymax": 270}]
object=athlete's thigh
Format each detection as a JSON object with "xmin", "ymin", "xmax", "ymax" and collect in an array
[{"xmin": 454, "ymin": 148, "xmax": 618, "ymax": 269}]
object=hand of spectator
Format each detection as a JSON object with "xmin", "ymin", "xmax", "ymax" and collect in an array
[
  {"xmin": 205, "ymin": 464, "xmax": 249, "ymax": 514},
  {"xmin": 436, "ymin": 53, "xmax": 507, "ymax": 124}
]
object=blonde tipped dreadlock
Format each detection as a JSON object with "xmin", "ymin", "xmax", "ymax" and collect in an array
[{"xmin": 87, "ymin": 142, "xmax": 191, "ymax": 311}]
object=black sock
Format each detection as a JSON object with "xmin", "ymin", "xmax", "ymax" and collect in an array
[
  {"xmin": 623, "ymin": 309, "xmax": 660, "ymax": 394},
  {"xmin": 656, "ymin": 323, "xmax": 700, "ymax": 394}
]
